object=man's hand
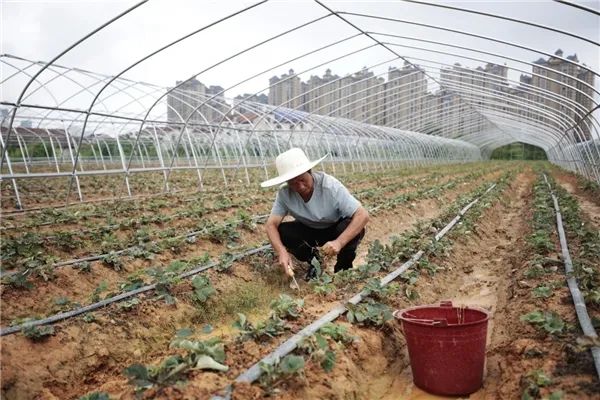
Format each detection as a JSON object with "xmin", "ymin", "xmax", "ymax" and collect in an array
[
  {"xmin": 321, "ymin": 240, "xmax": 342, "ymax": 256},
  {"xmin": 278, "ymin": 251, "xmax": 294, "ymax": 277}
]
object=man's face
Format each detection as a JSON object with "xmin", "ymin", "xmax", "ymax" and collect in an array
[{"xmin": 287, "ymin": 172, "xmax": 313, "ymax": 198}]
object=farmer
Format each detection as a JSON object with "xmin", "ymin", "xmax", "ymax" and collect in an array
[{"xmin": 261, "ymin": 148, "xmax": 369, "ymax": 280}]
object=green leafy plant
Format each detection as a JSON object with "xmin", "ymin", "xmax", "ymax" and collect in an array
[
  {"xmin": 532, "ymin": 285, "xmax": 553, "ymax": 298},
  {"xmin": 298, "ymin": 333, "xmax": 337, "ymax": 372},
  {"xmin": 22, "ymin": 325, "xmax": 55, "ymax": 341},
  {"xmin": 270, "ymin": 294, "xmax": 304, "ymax": 319},
  {"xmin": 119, "ymin": 297, "xmax": 140, "ymax": 310},
  {"xmin": 233, "ymin": 313, "xmax": 287, "ymax": 342},
  {"xmin": 310, "ymin": 273, "xmax": 335, "ymax": 296},
  {"xmin": 258, "ymin": 354, "xmax": 305, "ymax": 393},
  {"xmin": 101, "ymin": 251, "xmax": 123, "ymax": 271},
  {"xmin": 520, "ymin": 310, "xmax": 565, "ymax": 335},
  {"xmin": 78, "ymin": 392, "xmax": 111, "ymax": 400},
  {"xmin": 521, "ymin": 369, "xmax": 554, "ymax": 399},
  {"xmin": 90, "ymin": 280, "xmax": 109, "ymax": 302},
  {"xmin": 124, "ymin": 337, "xmax": 227, "ymax": 392},
  {"xmin": 346, "ymin": 300, "xmax": 393, "ymax": 326},
  {"xmin": 362, "ymin": 278, "xmax": 400, "ymax": 301},
  {"xmin": 191, "ymin": 275, "xmax": 215, "ymax": 304}
]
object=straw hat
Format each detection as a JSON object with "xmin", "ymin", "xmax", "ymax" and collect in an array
[{"xmin": 260, "ymin": 148, "xmax": 328, "ymax": 188}]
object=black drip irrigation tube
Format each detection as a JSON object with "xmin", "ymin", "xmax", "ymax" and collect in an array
[
  {"xmin": 542, "ymin": 174, "xmax": 600, "ymax": 379},
  {"xmin": 211, "ymin": 182, "xmax": 498, "ymax": 400}
]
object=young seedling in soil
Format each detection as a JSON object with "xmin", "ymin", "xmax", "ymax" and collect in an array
[
  {"xmin": 233, "ymin": 313, "xmax": 287, "ymax": 342},
  {"xmin": 520, "ymin": 310, "xmax": 566, "ymax": 335},
  {"xmin": 269, "ymin": 294, "xmax": 304, "ymax": 319},
  {"xmin": 258, "ymin": 354, "xmax": 305, "ymax": 394},
  {"xmin": 124, "ymin": 336, "xmax": 227, "ymax": 393}
]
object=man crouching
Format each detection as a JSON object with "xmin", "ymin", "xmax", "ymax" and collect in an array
[{"xmin": 261, "ymin": 148, "xmax": 369, "ymax": 281}]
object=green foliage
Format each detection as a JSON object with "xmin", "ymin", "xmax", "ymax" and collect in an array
[
  {"xmin": 78, "ymin": 392, "xmax": 111, "ymax": 400},
  {"xmin": 362, "ymin": 278, "xmax": 400, "ymax": 301},
  {"xmin": 124, "ymin": 337, "xmax": 227, "ymax": 392},
  {"xmin": 310, "ymin": 273, "xmax": 335, "ymax": 296},
  {"xmin": 2, "ymin": 270, "xmax": 33, "ymax": 289},
  {"xmin": 270, "ymin": 294, "xmax": 304, "ymax": 319},
  {"xmin": 298, "ymin": 333, "xmax": 337, "ymax": 372},
  {"xmin": 258, "ymin": 355, "xmax": 305, "ymax": 392},
  {"xmin": 101, "ymin": 251, "xmax": 123, "ymax": 271},
  {"xmin": 346, "ymin": 300, "xmax": 393, "ymax": 326},
  {"xmin": 532, "ymin": 285, "xmax": 553, "ymax": 298},
  {"xmin": 521, "ymin": 369, "xmax": 555, "ymax": 399},
  {"xmin": 233, "ymin": 313, "xmax": 287, "ymax": 342},
  {"xmin": 22, "ymin": 325, "xmax": 55, "ymax": 341},
  {"xmin": 118, "ymin": 297, "xmax": 140, "ymax": 310},
  {"xmin": 191, "ymin": 275, "xmax": 215, "ymax": 304},
  {"xmin": 520, "ymin": 310, "xmax": 565, "ymax": 335},
  {"xmin": 216, "ymin": 252, "xmax": 236, "ymax": 272},
  {"xmin": 90, "ymin": 280, "xmax": 109, "ymax": 302},
  {"xmin": 318, "ymin": 323, "xmax": 355, "ymax": 345}
]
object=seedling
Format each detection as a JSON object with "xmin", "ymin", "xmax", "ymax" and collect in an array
[
  {"xmin": 346, "ymin": 300, "xmax": 393, "ymax": 326},
  {"xmin": 258, "ymin": 355, "xmax": 305, "ymax": 393},
  {"xmin": 119, "ymin": 297, "xmax": 140, "ymax": 310},
  {"xmin": 22, "ymin": 325, "xmax": 55, "ymax": 341},
  {"xmin": 310, "ymin": 273, "xmax": 335, "ymax": 296},
  {"xmin": 363, "ymin": 278, "xmax": 400, "ymax": 301},
  {"xmin": 101, "ymin": 251, "xmax": 123, "ymax": 271},
  {"xmin": 124, "ymin": 337, "xmax": 227, "ymax": 392},
  {"xmin": 191, "ymin": 275, "xmax": 215, "ymax": 304},
  {"xmin": 270, "ymin": 294, "xmax": 304, "ymax": 319},
  {"xmin": 233, "ymin": 313, "xmax": 287, "ymax": 342},
  {"xmin": 78, "ymin": 392, "xmax": 111, "ymax": 400},
  {"xmin": 532, "ymin": 285, "xmax": 553, "ymax": 298},
  {"xmin": 298, "ymin": 333, "xmax": 337, "ymax": 372},
  {"xmin": 318, "ymin": 323, "xmax": 355, "ymax": 344},
  {"xmin": 520, "ymin": 310, "xmax": 565, "ymax": 335}
]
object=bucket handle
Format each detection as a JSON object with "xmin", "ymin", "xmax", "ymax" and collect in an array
[{"xmin": 392, "ymin": 310, "xmax": 448, "ymax": 327}]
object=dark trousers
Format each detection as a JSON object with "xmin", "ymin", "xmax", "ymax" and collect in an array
[{"xmin": 278, "ymin": 218, "xmax": 365, "ymax": 272}]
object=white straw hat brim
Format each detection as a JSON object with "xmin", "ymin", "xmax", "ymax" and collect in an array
[{"xmin": 260, "ymin": 154, "xmax": 328, "ymax": 188}]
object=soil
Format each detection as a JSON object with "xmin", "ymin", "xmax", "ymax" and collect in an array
[{"xmin": 2, "ymin": 163, "xmax": 598, "ymax": 400}]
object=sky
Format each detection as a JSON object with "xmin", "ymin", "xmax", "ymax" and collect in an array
[{"xmin": 1, "ymin": 0, "xmax": 599, "ymax": 114}]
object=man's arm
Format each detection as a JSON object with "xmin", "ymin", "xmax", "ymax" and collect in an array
[
  {"xmin": 265, "ymin": 214, "xmax": 294, "ymax": 276},
  {"xmin": 322, "ymin": 206, "xmax": 369, "ymax": 255}
]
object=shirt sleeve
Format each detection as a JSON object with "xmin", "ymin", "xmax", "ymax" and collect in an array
[
  {"xmin": 270, "ymin": 189, "xmax": 288, "ymax": 216},
  {"xmin": 332, "ymin": 178, "xmax": 361, "ymax": 218}
]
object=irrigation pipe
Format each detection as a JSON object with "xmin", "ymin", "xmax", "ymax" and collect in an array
[
  {"xmin": 0, "ymin": 245, "xmax": 271, "ymax": 336},
  {"xmin": 211, "ymin": 182, "xmax": 497, "ymax": 400},
  {"xmin": 543, "ymin": 174, "xmax": 600, "ymax": 379},
  {"xmin": 0, "ymin": 176, "xmax": 499, "ymax": 335}
]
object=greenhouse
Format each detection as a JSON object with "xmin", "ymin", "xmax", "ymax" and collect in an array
[{"xmin": 1, "ymin": 1, "xmax": 599, "ymax": 399}]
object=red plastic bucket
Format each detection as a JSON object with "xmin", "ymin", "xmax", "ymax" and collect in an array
[{"xmin": 394, "ymin": 300, "xmax": 490, "ymax": 396}]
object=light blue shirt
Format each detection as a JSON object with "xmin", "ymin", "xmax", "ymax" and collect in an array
[{"xmin": 271, "ymin": 171, "xmax": 361, "ymax": 229}]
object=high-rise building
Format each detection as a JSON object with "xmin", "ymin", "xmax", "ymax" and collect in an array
[
  {"xmin": 167, "ymin": 78, "xmax": 206, "ymax": 125},
  {"xmin": 268, "ymin": 69, "xmax": 302, "ymax": 110},
  {"xmin": 385, "ymin": 63, "xmax": 428, "ymax": 130},
  {"xmin": 531, "ymin": 49, "xmax": 595, "ymax": 140}
]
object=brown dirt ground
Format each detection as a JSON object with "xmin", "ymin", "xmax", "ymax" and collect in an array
[{"xmin": 7, "ymin": 163, "xmax": 597, "ymax": 400}]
